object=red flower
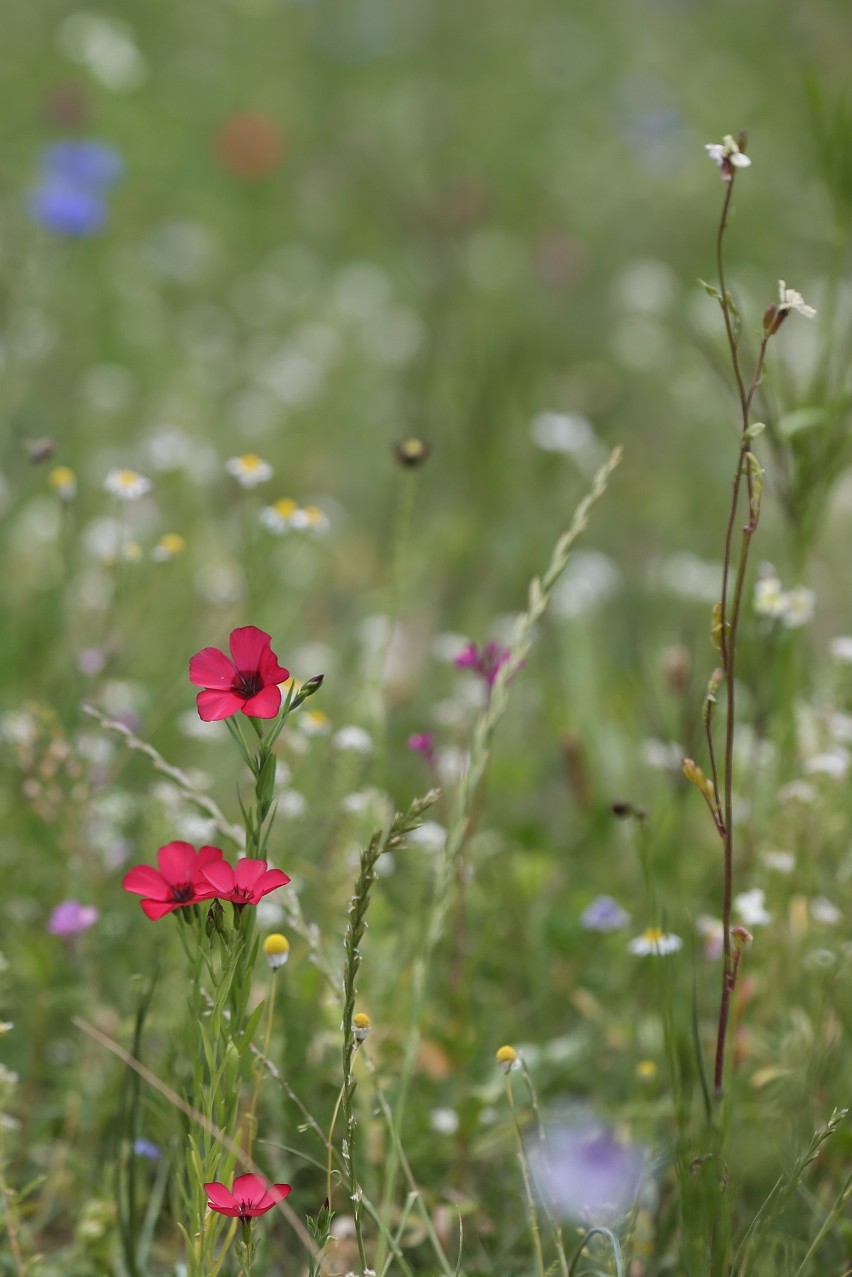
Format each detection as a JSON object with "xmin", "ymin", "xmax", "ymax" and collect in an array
[
  {"xmin": 189, "ymin": 626, "xmax": 290, "ymax": 722},
  {"xmin": 204, "ymin": 1172, "xmax": 291, "ymax": 1218},
  {"xmin": 122, "ymin": 842, "xmax": 223, "ymax": 920},
  {"xmin": 200, "ymin": 857, "xmax": 290, "ymax": 907}
]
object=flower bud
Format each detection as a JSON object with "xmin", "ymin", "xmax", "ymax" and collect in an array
[
  {"xmin": 263, "ymin": 933, "xmax": 290, "ymax": 970},
  {"xmin": 353, "ymin": 1012, "xmax": 372, "ymax": 1042},
  {"xmin": 496, "ymin": 1044, "xmax": 517, "ymax": 1073}
]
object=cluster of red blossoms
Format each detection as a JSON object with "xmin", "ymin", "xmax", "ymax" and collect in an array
[
  {"xmin": 124, "ymin": 628, "xmax": 294, "ymax": 919},
  {"xmin": 123, "ymin": 842, "xmax": 289, "ymax": 919}
]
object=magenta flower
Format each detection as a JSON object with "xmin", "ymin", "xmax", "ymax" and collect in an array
[
  {"xmin": 205, "ymin": 1173, "xmax": 291, "ymax": 1218},
  {"xmin": 407, "ymin": 732, "xmax": 436, "ymax": 764},
  {"xmin": 122, "ymin": 842, "xmax": 223, "ymax": 920},
  {"xmin": 455, "ymin": 640, "xmax": 513, "ymax": 688},
  {"xmin": 47, "ymin": 900, "xmax": 99, "ymax": 936},
  {"xmin": 189, "ymin": 626, "xmax": 290, "ymax": 722},
  {"xmin": 200, "ymin": 857, "xmax": 290, "ymax": 908}
]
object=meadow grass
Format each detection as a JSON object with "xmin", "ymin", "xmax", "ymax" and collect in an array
[{"xmin": 2, "ymin": 2, "xmax": 852, "ymax": 1274}]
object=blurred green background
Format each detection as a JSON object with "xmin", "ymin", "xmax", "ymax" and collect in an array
[{"xmin": 2, "ymin": 0, "xmax": 852, "ymax": 1272}]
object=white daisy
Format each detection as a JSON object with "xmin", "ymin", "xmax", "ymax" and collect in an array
[
  {"xmin": 104, "ymin": 468, "xmax": 151, "ymax": 501},
  {"xmin": 628, "ymin": 927, "xmax": 683, "ymax": 956},
  {"xmin": 225, "ymin": 453, "xmax": 272, "ymax": 488}
]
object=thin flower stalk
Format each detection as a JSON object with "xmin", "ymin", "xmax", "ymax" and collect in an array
[
  {"xmin": 502, "ymin": 1064, "xmax": 547, "ymax": 1277},
  {"xmin": 702, "ymin": 144, "xmax": 815, "ymax": 1097},
  {"xmin": 334, "ymin": 794, "xmax": 437, "ymax": 1271},
  {"xmin": 519, "ymin": 1058, "xmax": 570, "ymax": 1277}
]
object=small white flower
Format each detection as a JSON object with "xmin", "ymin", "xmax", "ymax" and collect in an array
[
  {"xmin": 761, "ymin": 849, "xmax": 796, "ymax": 874},
  {"xmin": 259, "ymin": 497, "xmax": 298, "ymax": 533},
  {"xmin": 290, "ymin": 504, "xmax": 329, "ymax": 532},
  {"xmin": 778, "ymin": 779, "xmax": 817, "ymax": 805},
  {"xmin": 104, "ymin": 468, "xmax": 151, "ymax": 501},
  {"xmin": 0, "ymin": 1021, "xmax": 13, "ymax": 1035},
  {"xmin": 641, "ymin": 738, "xmax": 685, "ymax": 772},
  {"xmin": 804, "ymin": 749, "xmax": 849, "ymax": 780},
  {"xmin": 628, "ymin": 927, "xmax": 683, "ymax": 956},
  {"xmin": 810, "ymin": 896, "xmax": 842, "ymax": 926},
  {"xmin": 430, "ymin": 1107, "xmax": 460, "ymax": 1135},
  {"xmin": 777, "ymin": 281, "xmax": 816, "ymax": 320},
  {"xmin": 277, "ymin": 789, "xmax": 308, "ymax": 819},
  {"xmin": 407, "ymin": 821, "xmax": 447, "ymax": 854},
  {"xmin": 828, "ymin": 635, "xmax": 852, "ymax": 664},
  {"xmin": 695, "ymin": 915, "xmax": 724, "ymax": 960},
  {"xmin": 781, "ymin": 585, "xmax": 815, "ymax": 629},
  {"xmin": 754, "ymin": 569, "xmax": 787, "ymax": 618},
  {"xmin": 705, "ymin": 134, "xmax": 751, "ymax": 177},
  {"xmin": 333, "ymin": 726, "xmax": 373, "ymax": 754},
  {"xmin": 734, "ymin": 888, "xmax": 771, "ymax": 927},
  {"xmin": 225, "ymin": 453, "xmax": 272, "ymax": 488},
  {"xmin": 299, "ymin": 710, "xmax": 330, "ymax": 737}
]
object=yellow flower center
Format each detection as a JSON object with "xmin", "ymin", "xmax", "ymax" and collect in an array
[{"xmin": 263, "ymin": 934, "xmax": 289, "ymax": 956}]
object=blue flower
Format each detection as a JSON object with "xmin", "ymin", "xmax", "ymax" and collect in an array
[
  {"xmin": 26, "ymin": 138, "xmax": 123, "ymax": 237},
  {"xmin": 132, "ymin": 1139, "xmax": 161, "ymax": 1161},
  {"xmin": 27, "ymin": 178, "xmax": 107, "ymax": 236},
  {"xmin": 39, "ymin": 140, "xmax": 123, "ymax": 190},
  {"xmin": 579, "ymin": 895, "xmax": 630, "ymax": 932},
  {"xmin": 528, "ymin": 1121, "xmax": 645, "ymax": 1222}
]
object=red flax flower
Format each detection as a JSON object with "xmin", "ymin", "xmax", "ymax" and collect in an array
[
  {"xmin": 200, "ymin": 857, "xmax": 290, "ymax": 907},
  {"xmin": 122, "ymin": 842, "xmax": 223, "ymax": 919},
  {"xmin": 189, "ymin": 626, "xmax": 290, "ymax": 722},
  {"xmin": 205, "ymin": 1173, "xmax": 291, "ymax": 1218}
]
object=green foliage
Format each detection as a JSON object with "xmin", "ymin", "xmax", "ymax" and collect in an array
[{"xmin": 2, "ymin": 0, "xmax": 852, "ymax": 1274}]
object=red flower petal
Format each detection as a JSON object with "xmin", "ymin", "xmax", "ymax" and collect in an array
[
  {"xmin": 122, "ymin": 865, "xmax": 166, "ymax": 897},
  {"xmin": 250, "ymin": 868, "xmax": 291, "ymax": 900},
  {"xmin": 257, "ymin": 644, "xmax": 290, "ymax": 685},
  {"xmin": 140, "ymin": 898, "xmax": 185, "ymax": 920},
  {"xmin": 189, "ymin": 646, "xmax": 236, "ymax": 689},
  {"xmin": 232, "ymin": 1172, "xmax": 268, "ymax": 1205},
  {"xmin": 204, "ymin": 1181, "xmax": 238, "ymax": 1210},
  {"xmin": 157, "ymin": 841, "xmax": 196, "ymax": 884},
  {"xmin": 233, "ymin": 859, "xmax": 267, "ymax": 895},
  {"xmin": 241, "ymin": 685, "xmax": 281, "ymax": 718},
  {"xmin": 254, "ymin": 1183, "xmax": 291, "ymax": 1211},
  {"xmin": 199, "ymin": 860, "xmax": 235, "ymax": 896},
  {"xmin": 197, "ymin": 689, "xmax": 243, "ymax": 721},
  {"xmin": 229, "ymin": 626, "xmax": 272, "ymax": 672},
  {"xmin": 196, "ymin": 845, "xmax": 224, "ymax": 870}
]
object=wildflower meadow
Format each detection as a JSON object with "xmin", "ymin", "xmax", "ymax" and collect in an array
[{"xmin": 3, "ymin": 3, "xmax": 852, "ymax": 1275}]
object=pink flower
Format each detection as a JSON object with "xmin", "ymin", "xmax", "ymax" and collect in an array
[
  {"xmin": 407, "ymin": 732, "xmax": 436, "ymax": 764},
  {"xmin": 204, "ymin": 1173, "xmax": 291, "ymax": 1218},
  {"xmin": 47, "ymin": 899, "xmax": 99, "ymax": 936},
  {"xmin": 455, "ymin": 640, "xmax": 513, "ymax": 688},
  {"xmin": 200, "ymin": 857, "xmax": 290, "ymax": 908},
  {"xmin": 122, "ymin": 842, "xmax": 223, "ymax": 920},
  {"xmin": 189, "ymin": 626, "xmax": 290, "ymax": 722}
]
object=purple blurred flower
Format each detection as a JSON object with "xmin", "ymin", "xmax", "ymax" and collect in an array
[
  {"xmin": 27, "ymin": 180, "xmax": 107, "ymax": 236},
  {"xmin": 39, "ymin": 141, "xmax": 123, "ymax": 189},
  {"xmin": 47, "ymin": 899, "xmax": 99, "ymax": 936},
  {"xmin": 132, "ymin": 1138, "xmax": 161, "ymax": 1160},
  {"xmin": 27, "ymin": 138, "xmax": 123, "ymax": 237},
  {"xmin": 580, "ymin": 896, "xmax": 630, "ymax": 932},
  {"xmin": 454, "ymin": 640, "xmax": 513, "ymax": 689},
  {"xmin": 529, "ymin": 1122, "xmax": 645, "ymax": 1222},
  {"xmin": 407, "ymin": 732, "xmax": 436, "ymax": 764}
]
